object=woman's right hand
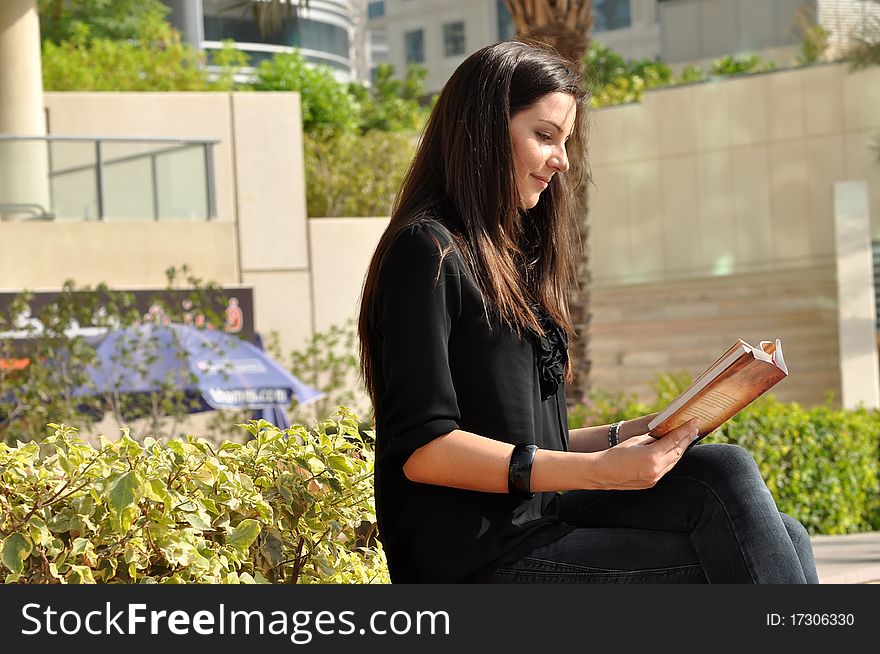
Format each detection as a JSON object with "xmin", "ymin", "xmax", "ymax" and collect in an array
[{"xmin": 591, "ymin": 418, "xmax": 700, "ymax": 490}]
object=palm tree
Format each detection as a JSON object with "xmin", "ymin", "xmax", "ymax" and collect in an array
[
  {"xmin": 503, "ymin": 0, "xmax": 594, "ymax": 65},
  {"xmin": 504, "ymin": 0, "xmax": 594, "ymax": 404},
  {"xmin": 843, "ymin": 0, "xmax": 880, "ymax": 69}
]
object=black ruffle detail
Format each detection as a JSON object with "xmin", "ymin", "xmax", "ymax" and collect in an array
[{"xmin": 529, "ymin": 304, "xmax": 568, "ymax": 400}]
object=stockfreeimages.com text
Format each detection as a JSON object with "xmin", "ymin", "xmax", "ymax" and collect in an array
[{"xmin": 21, "ymin": 603, "xmax": 450, "ymax": 644}]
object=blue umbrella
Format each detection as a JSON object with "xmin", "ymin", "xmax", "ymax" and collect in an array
[
  {"xmin": 76, "ymin": 323, "xmax": 323, "ymax": 420},
  {"xmin": 251, "ymin": 332, "xmax": 296, "ymax": 430}
]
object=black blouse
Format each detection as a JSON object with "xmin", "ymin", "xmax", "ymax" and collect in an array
[{"xmin": 369, "ymin": 217, "xmax": 575, "ymax": 582}]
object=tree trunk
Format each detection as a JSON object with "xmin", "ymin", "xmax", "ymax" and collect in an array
[{"xmin": 503, "ymin": 0, "xmax": 594, "ymax": 406}]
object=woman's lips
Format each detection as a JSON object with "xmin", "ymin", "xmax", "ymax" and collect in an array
[{"xmin": 531, "ymin": 174, "xmax": 549, "ymax": 189}]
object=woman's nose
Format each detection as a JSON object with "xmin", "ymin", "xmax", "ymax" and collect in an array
[{"xmin": 550, "ymin": 145, "xmax": 569, "ymax": 173}]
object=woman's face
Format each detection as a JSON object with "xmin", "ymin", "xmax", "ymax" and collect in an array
[{"xmin": 509, "ymin": 92, "xmax": 577, "ymax": 209}]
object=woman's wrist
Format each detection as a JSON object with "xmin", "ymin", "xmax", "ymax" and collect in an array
[{"xmin": 618, "ymin": 415, "xmax": 656, "ymax": 441}]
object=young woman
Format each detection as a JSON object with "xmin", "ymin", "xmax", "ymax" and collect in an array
[{"xmin": 357, "ymin": 40, "xmax": 818, "ymax": 584}]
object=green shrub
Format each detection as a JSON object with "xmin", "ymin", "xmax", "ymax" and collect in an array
[
  {"xmin": 569, "ymin": 381, "xmax": 880, "ymax": 535},
  {"xmin": 304, "ymin": 130, "xmax": 417, "ymax": 217},
  {"xmin": 711, "ymin": 399, "xmax": 880, "ymax": 535},
  {"xmin": 0, "ymin": 410, "xmax": 388, "ymax": 583}
]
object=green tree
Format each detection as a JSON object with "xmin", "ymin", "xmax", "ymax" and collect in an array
[
  {"xmin": 794, "ymin": 7, "xmax": 830, "ymax": 65},
  {"xmin": 38, "ymin": 0, "xmax": 170, "ymax": 44},
  {"xmin": 41, "ymin": 24, "xmax": 207, "ymax": 91},
  {"xmin": 350, "ymin": 64, "xmax": 431, "ymax": 133},
  {"xmin": 584, "ymin": 42, "xmax": 676, "ymax": 107},
  {"xmin": 304, "ymin": 130, "xmax": 416, "ymax": 217},
  {"xmin": 250, "ymin": 51, "xmax": 359, "ymax": 135},
  {"xmin": 41, "ymin": 25, "xmax": 246, "ymax": 92},
  {"xmin": 710, "ymin": 54, "xmax": 777, "ymax": 76}
]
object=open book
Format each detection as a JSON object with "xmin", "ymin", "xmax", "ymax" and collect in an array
[{"xmin": 647, "ymin": 339, "xmax": 788, "ymax": 441}]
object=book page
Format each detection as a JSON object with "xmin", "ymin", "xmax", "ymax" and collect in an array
[{"xmin": 678, "ymin": 340, "xmax": 751, "ymax": 398}]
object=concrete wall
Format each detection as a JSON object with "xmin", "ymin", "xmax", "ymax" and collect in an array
[
  {"xmin": 230, "ymin": 92, "xmax": 312, "ymax": 356},
  {"xmin": 15, "ymin": 92, "xmax": 314, "ymax": 356},
  {"xmin": 308, "ymin": 217, "xmax": 388, "ymax": 331},
  {"xmin": 587, "ymin": 62, "xmax": 880, "ymax": 406},
  {"xmin": 0, "ymin": 221, "xmax": 237, "ymax": 289}
]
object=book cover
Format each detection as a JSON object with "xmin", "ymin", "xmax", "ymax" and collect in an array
[{"xmin": 647, "ymin": 339, "xmax": 788, "ymax": 440}]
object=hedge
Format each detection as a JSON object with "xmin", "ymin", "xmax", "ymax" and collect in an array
[
  {"xmin": 4, "ymin": 391, "xmax": 877, "ymax": 584},
  {"xmin": 0, "ymin": 409, "xmax": 388, "ymax": 584}
]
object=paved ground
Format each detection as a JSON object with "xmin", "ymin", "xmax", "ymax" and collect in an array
[{"xmin": 811, "ymin": 531, "xmax": 880, "ymax": 583}]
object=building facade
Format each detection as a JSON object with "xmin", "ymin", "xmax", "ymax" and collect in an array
[
  {"xmin": 366, "ymin": 0, "xmax": 880, "ymax": 92},
  {"xmin": 162, "ymin": 0, "xmax": 359, "ymax": 82}
]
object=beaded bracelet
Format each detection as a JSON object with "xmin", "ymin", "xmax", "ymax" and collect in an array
[{"xmin": 608, "ymin": 421, "xmax": 623, "ymax": 448}]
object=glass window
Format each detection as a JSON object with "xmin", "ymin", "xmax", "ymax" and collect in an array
[
  {"xmin": 405, "ymin": 28, "xmax": 424, "ymax": 64},
  {"xmin": 593, "ymin": 0, "xmax": 631, "ymax": 32},
  {"xmin": 367, "ymin": 1, "xmax": 385, "ymax": 19},
  {"xmin": 496, "ymin": 0, "xmax": 515, "ymax": 40},
  {"xmin": 443, "ymin": 21, "xmax": 465, "ymax": 57},
  {"xmin": 203, "ymin": 15, "xmax": 350, "ymax": 58}
]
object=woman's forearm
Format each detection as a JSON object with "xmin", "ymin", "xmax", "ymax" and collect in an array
[{"xmin": 403, "ymin": 429, "xmax": 606, "ymax": 493}]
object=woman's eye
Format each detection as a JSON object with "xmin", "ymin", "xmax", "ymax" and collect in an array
[{"xmin": 536, "ymin": 132, "xmax": 552, "ymax": 141}]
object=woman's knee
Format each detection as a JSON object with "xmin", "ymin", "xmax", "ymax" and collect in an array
[
  {"xmin": 674, "ymin": 443, "xmax": 768, "ymax": 495},
  {"xmin": 780, "ymin": 513, "xmax": 812, "ymax": 551}
]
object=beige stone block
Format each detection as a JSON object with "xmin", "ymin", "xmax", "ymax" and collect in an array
[
  {"xmin": 588, "ymin": 106, "xmax": 626, "ymax": 167},
  {"xmin": 833, "ymin": 180, "xmax": 880, "ymax": 409},
  {"xmin": 768, "ymin": 140, "xmax": 811, "ymax": 261},
  {"xmin": 0, "ymin": 222, "xmax": 238, "ymax": 289},
  {"xmin": 240, "ymin": 269, "xmax": 313, "ymax": 357},
  {"xmin": 654, "ymin": 86, "xmax": 698, "ymax": 156},
  {"xmin": 696, "ymin": 150, "xmax": 736, "ymax": 273},
  {"xmin": 766, "ymin": 69, "xmax": 805, "ymax": 142},
  {"xmin": 232, "ymin": 93, "xmax": 309, "ymax": 271},
  {"xmin": 588, "ymin": 164, "xmax": 630, "ymax": 283},
  {"xmin": 801, "ymin": 65, "xmax": 844, "ymax": 136},
  {"xmin": 659, "ymin": 155, "xmax": 700, "ymax": 273},
  {"xmin": 843, "ymin": 131, "xmax": 880, "ymax": 238},
  {"xmin": 731, "ymin": 147, "xmax": 773, "ymax": 266},
  {"xmin": 805, "ymin": 135, "xmax": 846, "ymax": 255},
  {"xmin": 309, "ymin": 217, "xmax": 389, "ymax": 332},
  {"xmin": 843, "ymin": 67, "xmax": 880, "ymax": 131},
  {"xmin": 625, "ymin": 161, "xmax": 665, "ymax": 281},
  {"xmin": 694, "ymin": 81, "xmax": 730, "ymax": 151},
  {"xmin": 620, "ymin": 102, "xmax": 660, "ymax": 162},
  {"xmin": 728, "ymin": 75, "xmax": 768, "ymax": 147}
]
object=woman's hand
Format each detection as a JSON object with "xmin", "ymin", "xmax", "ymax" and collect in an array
[{"xmin": 592, "ymin": 418, "xmax": 700, "ymax": 490}]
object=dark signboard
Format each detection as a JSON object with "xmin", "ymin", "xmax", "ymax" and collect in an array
[{"xmin": 0, "ymin": 286, "xmax": 255, "ymax": 343}]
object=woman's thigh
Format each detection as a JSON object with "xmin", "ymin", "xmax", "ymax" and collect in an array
[{"xmin": 487, "ymin": 527, "xmax": 706, "ymax": 583}]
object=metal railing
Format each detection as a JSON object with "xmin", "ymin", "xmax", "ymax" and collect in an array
[{"xmin": 0, "ymin": 135, "xmax": 219, "ymax": 221}]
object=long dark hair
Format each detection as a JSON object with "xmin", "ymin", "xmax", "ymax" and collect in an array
[{"xmin": 358, "ymin": 40, "xmax": 589, "ymax": 408}]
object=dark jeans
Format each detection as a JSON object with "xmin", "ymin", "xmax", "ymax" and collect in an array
[{"xmin": 487, "ymin": 443, "xmax": 819, "ymax": 583}]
